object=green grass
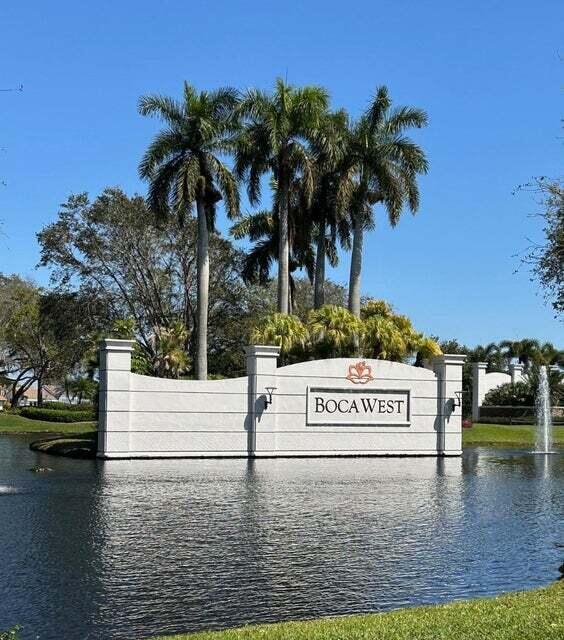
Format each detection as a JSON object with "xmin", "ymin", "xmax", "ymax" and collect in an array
[
  {"xmin": 0, "ymin": 412, "xmax": 96, "ymax": 434},
  {"xmin": 152, "ymin": 583, "xmax": 563, "ymax": 640},
  {"xmin": 463, "ymin": 423, "xmax": 564, "ymax": 448}
]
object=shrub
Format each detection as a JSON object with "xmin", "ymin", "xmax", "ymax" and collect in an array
[
  {"xmin": 483, "ymin": 382, "xmax": 534, "ymax": 407},
  {"xmin": 42, "ymin": 401, "xmax": 94, "ymax": 411},
  {"xmin": 20, "ymin": 407, "xmax": 95, "ymax": 423}
]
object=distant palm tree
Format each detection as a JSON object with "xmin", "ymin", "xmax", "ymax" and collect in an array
[
  {"xmin": 235, "ymin": 79, "xmax": 329, "ymax": 314},
  {"xmin": 138, "ymin": 82, "xmax": 240, "ymax": 379},
  {"xmin": 471, "ymin": 342, "xmax": 503, "ymax": 371},
  {"xmin": 537, "ymin": 342, "xmax": 564, "ymax": 367},
  {"xmin": 338, "ymin": 87, "xmax": 428, "ymax": 317},
  {"xmin": 499, "ymin": 339, "xmax": 541, "ymax": 371}
]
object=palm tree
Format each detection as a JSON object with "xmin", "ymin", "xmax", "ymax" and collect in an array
[
  {"xmin": 308, "ymin": 305, "xmax": 362, "ymax": 358},
  {"xmin": 338, "ymin": 87, "xmax": 428, "ymax": 317},
  {"xmin": 235, "ymin": 79, "xmax": 329, "ymax": 314},
  {"xmin": 138, "ymin": 82, "xmax": 240, "ymax": 379},
  {"xmin": 310, "ymin": 111, "xmax": 351, "ymax": 308},
  {"xmin": 537, "ymin": 342, "xmax": 564, "ymax": 367},
  {"xmin": 250, "ymin": 313, "xmax": 309, "ymax": 362},
  {"xmin": 499, "ymin": 339, "xmax": 541, "ymax": 371},
  {"xmin": 230, "ymin": 177, "xmax": 315, "ymax": 312},
  {"xmin": 471, "ymin": 342, "xmax": 504, "ymax": 371}
]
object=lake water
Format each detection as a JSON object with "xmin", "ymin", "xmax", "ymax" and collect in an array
[{"xmin": 1, "ymin": 435, "xmax": 562, "ymax": 640}]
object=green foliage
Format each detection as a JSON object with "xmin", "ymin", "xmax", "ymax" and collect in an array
[
  {"xmin": 0, "ymin": 275, "xmax": 104, "ymax": 407},
  {"xmin": 308, "ymin": 305, "xmax": 361, "ymax": 357},
  {"xmin": 483, "ymin": 382, "xmax": 535, "ymax": 407},
  {"xmin": 250, "ymin": 313, "xmax": 309, "ymax": 354},
  {"xmin": 42, "ymin": 401, "xmax": 94, "ymax": 411},
  {"xmin": 250, "ymin": 300, "xmax": 440, "ymax": 364},
  {"xmin": 483, "ymin": 366, "xmax": 563, "ymax": 407},
  {"xmin": 0, "ymin": 626, "xmax": 22, "ymax": 640},
  {"xmin": 20, "ymin": 406, "xmax": 96, "ymax": 423},
  {"xmin": 521, "ymin": 178, "xmax": 564, "ymax": 315}
]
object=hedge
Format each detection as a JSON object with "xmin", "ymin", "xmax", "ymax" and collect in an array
[
  {"xmin": 20, "ymin": 406, "xmax": 96, "ymax": 423},
  {"xmin": 42, "ymin": 401, "xmax": 95, "ymax": 412}
]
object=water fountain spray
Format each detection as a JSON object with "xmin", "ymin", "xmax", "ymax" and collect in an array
[{"xmin": 534, "ymin": 365, "xmax": 554, "ymax": 454}]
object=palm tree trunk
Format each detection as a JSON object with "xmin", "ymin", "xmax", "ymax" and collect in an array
[
  {"xmin": 278, "ymin": 174, "xmax": 290, "ymax": 314},
  {"xmin": 195, "ymin": 198, "xmax": 209, "ymax": 380},
  {"xmin": 348, "ymin": 219, "xmax": 363, "ymax": 317},
  {"xmin": 314, "ymin": 220, "xmax": 326, "ymax": 309}
]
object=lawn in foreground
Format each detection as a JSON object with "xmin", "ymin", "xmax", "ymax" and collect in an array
[
  {"xmin": 152, "ymin": 583, "xmax": 563, "ymax": 640},
  {"xmin": 463, "ymin": 423, "xmax": 564, "ymax": 448},
  {"xmin": 0, "ymin": 412, "xmax": 96, "ymax": 434}
]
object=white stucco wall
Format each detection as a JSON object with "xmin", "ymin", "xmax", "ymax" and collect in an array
[
  {"xmin": 471, "ymin": 362, "xmax": 524, "ymax": 420},
  {"xmin": 98, "ymin": 340, "xmax": 465, "ymax": 459}
]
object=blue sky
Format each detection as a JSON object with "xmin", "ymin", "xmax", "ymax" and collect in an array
[{"xmin": 1, "ymin": 0, "xmax": 562, "ymax": 346}]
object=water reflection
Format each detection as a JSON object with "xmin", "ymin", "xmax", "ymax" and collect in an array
[{"xmin": 0, "ymin": 438, "xmax": 562, "ymax": 640}]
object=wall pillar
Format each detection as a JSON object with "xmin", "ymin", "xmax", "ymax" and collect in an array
[
  {"xmin": 510, "ymin": 363, "xmax": 524, "ymax": 384},
  {"xmin": 471, "ymin": 362, "xmax": 488, "ymax": 421},
  {"xmin": 433, "ymin": 354, "xmax": 466, "ymax": 455},
  {"xmin": 245, "ymin": 345, "xmax": 280, "ymax": 457},
  {"xmin": 97, "ymin": 339, "xmax": 135, "ymax": 458}
]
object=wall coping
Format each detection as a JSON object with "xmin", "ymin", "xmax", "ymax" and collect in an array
[
  {"xmin": 100, "ymin": 338, "xmax": 136, "ymax": 352},
  {"xmin": 434, "ymin": 354, "xmax": 467, "ymax": 366},
  {"xmin": 244, "ymin": 345, "xmax": 281, "ymax": 358}
]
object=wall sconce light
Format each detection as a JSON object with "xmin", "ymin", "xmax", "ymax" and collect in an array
[
  {"xmin": 264, "ymin": 386, "xmax": 277, "ymax": 409},
  {"xmin": 452, "ymin": 391, "xmax": 464, "ymax": 409}
]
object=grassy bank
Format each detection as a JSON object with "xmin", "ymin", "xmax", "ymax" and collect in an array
[
  {"xmin": 463, "ymin": 423, "xmax": 564, "ymax": 448},
  {"xmin": 0, "ymin": 412, "xmax": 96, "ymax": 434},
  {"xmin": 152, "ymin": 583, "xmax": 563, "ymax": 640}
]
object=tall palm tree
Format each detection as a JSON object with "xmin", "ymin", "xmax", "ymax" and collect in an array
[
  {"xmin": 138, "ymin": 82, "xmax": 240, "ymax": 379},
  {"xmin": 235, "ymin": 78, "xmax": 329, "ymax": 314},
  {"xmin": 230, "ymin": 176, "xmax": 315, "ymax": 312},
  {"xmin": 338, "ymin": 87, "xmax": 429, "ymax": 317},
  {"xmin": 310, "ymin": 110, "xmax": 351, "ymax": 308}
]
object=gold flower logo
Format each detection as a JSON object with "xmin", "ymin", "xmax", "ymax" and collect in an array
[{"xmin": 346, "ymin": 361, "xmax": 374, "ymax": 384}]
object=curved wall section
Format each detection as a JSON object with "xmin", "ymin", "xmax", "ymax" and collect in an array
[{"xmin": 98, "ymin": 339, "xmax": 465, "ymax": 459}]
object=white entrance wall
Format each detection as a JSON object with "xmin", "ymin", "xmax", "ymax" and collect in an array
[
  {"xmin": 471, "ymin": 362, "xmax": 524, "ymax": 420},
  {"xmin": 98, "ymin": 339, "xmax": 466, "ymax": 458}
]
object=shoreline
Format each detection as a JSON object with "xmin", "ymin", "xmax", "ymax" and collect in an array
[{"xmin": 149, "ymin": 583, "xmax": 563, "ymax": 640}]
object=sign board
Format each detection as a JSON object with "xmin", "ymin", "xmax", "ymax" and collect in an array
[{"xmin": 306, "ymin": 387, "xmax": 410, "ymax": 426}]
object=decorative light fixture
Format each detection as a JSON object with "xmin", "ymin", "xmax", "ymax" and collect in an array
[
  {"xmin": 264, "ymin": 386, "xmax": 277, "ymax": 409},
  {"xmin": 452, "ymin": 391, "xmax": 464, "ymax": 408}
]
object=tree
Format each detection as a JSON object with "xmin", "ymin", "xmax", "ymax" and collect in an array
[
  {"xmin": 230, "ymin": 177, "xmax": 316, "ymax": 312},
  {"xmin": 250, "ymin": 313, "xmax": 309, "ymax": 362},
  {"xmin": 338, "ymin": 87, "xmax": 428, "ymax": 317},
  {"xmin": 38, "ymin": 188, "xmax": 252, "ymax": 378},
  {"xmin": 521, "ymin": 178, "xmax": 564, "ymax": 315},
  {"xmin": 235, "ymin": 78, "xmax": 329, "ymax": 314},
  {"xmin": 0, "ymin": 276, "xmax": 103, "ymax": 406},
  {"xmin": 361, "ymin": 299, "xmax": 440, "ymax": 362},
  {"xmin": 499, "ymin": 339, "xmax": 540, "ymax": 372},
  {"xmin": 310, "ymin": 110, "xmax": 350, "ymax": 308},
  {"xmin": 470, "ymin": 342, "xmax": 504, "ymax": 371},
  {"xmin": 308, "ymin": 305, "xmax": 362, "ymax": 358},
  {"xmin": 138, "ymin": 82, "xmax": 240, "ymax": 379}
]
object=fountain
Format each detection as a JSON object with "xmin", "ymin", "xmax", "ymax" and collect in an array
[{"xmin": 534, "ymin": 365, "xmax": 555, "ymax": 454}]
